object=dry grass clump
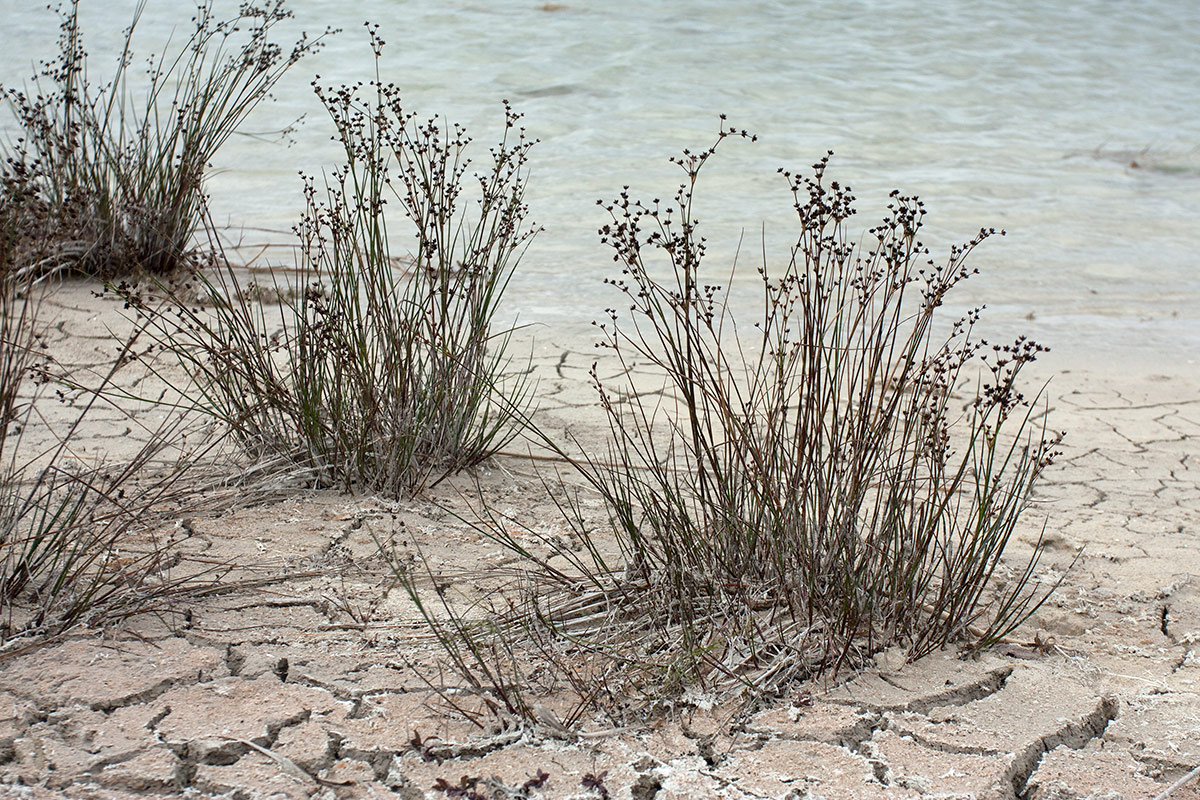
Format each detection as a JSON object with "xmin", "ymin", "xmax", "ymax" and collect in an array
[
  {"xmin": 2, "ymin": 0, "xmax": 1065, "ymax": 715},
  {"xmin": 122, "ymin": 30, "xmax": 538, "ymax": 497},
  {"xmin": 0, "ymin": 0, "xmax": 329, "ymax": 278},
  {"xmin": 0, "ymin": 213, "xmax": 205, "ymax": 649},
  {"xmin": 0, "ymin": 0, "xmax": 334, "ymax": 651},
  {"xmin": 393, "ymin": 124, "xmax": 1064, "ymax": 723}
]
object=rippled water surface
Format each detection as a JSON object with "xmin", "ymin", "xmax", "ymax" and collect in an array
[{"xmin": 3, "ymin": 0, "xmax": 1199, "ymax": 362}]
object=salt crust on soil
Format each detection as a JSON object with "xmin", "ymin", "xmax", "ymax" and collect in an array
[{"xmin": 1, "ymin": 283, "xmax": 1198, "ymax": 799}]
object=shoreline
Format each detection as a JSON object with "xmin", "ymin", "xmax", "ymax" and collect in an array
[{"xmin": 196, "ymin": 233, "xmax": 1200, "ymax": 377}]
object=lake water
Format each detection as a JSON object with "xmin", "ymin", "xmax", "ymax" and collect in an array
[{"xmin": 3, "ymin": 0, "xmax": 1199, "ymax": 365}]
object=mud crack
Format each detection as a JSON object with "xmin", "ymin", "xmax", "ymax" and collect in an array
[
  {"xmin": 832, "ymin": 664, "xmax": 1014, "ymax": 716},
  {"xmin": 1004, "ymin": 694, "xmax": 1119, "ymax": 800}
]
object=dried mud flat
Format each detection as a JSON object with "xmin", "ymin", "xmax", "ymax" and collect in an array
[{"xmin": 1, "ymin": 285, "xmax": 1198, "ymax": 800}]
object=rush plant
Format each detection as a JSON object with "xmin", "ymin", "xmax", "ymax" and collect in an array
[
  {"xmin": 0, "ymin": 0, "xmax": 329, "ymax": 277},
  {"xmin": 397, "ymin": 123, "xmax": 1063, "ymax": 720},
  {"xmin": 0, "ymin": 205, "xmax": 204, "ymax": 647},
  {"xmin": 122, "ymin": 28, "xmax": 538, "ymax": 497}
]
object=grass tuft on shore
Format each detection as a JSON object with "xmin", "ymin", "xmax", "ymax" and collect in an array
[
  {"xmin": 0, "ymin": 192, "xmax": 212, "ymax": 649},
  {"xmin": 0, "ymin": 0, "xmax": 330, "ymax": 278},
  {"xmin": 121, "ymin": 28, "xmax": 538, "ymax": 497},
  {"xmin": 390, "ymin": 124, "xmax": 1065, "ymax": 723}
]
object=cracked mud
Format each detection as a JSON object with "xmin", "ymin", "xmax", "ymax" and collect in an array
[{"xmin": 1, "ymin": 287, "xmax": 1198, "ymax": 799}]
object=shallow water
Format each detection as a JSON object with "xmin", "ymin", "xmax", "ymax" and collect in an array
[{"xmin": 3, "ymin": 0, "xmax": 1199, "ymax": 363}]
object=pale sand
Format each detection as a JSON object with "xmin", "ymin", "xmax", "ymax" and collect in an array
[{"xmin": 0, "ymin": 282, "xmax": 1197, "ymax": 800}]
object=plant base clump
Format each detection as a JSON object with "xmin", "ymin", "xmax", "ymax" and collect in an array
[{"xmin": 395, "ymin": 124, "xmax": 1064, "ymax": 723}]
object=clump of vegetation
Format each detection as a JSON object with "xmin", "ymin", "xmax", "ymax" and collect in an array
[
  {"xmin": 0, "ymin": 202, "xmax": 204, "ymax": 648},
  {"xmin": 123, "ymin": 28, "xmax": 538, "ymax": 497},
  {"xmin": 0, "ymin": 0, "xmax": 330, "ymax": 278},
  {"xmin": 393, "ymin": 123, "xmax": 1063, "ymax": 722},
  {"xmin": 1, "ymin": 0, "xmax": 1063, "ymax": 717}
]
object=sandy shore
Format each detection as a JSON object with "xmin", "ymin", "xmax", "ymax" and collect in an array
[{"xmin": 0, "ymin": 282, "xmax": 1197, "ymax": 800}]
